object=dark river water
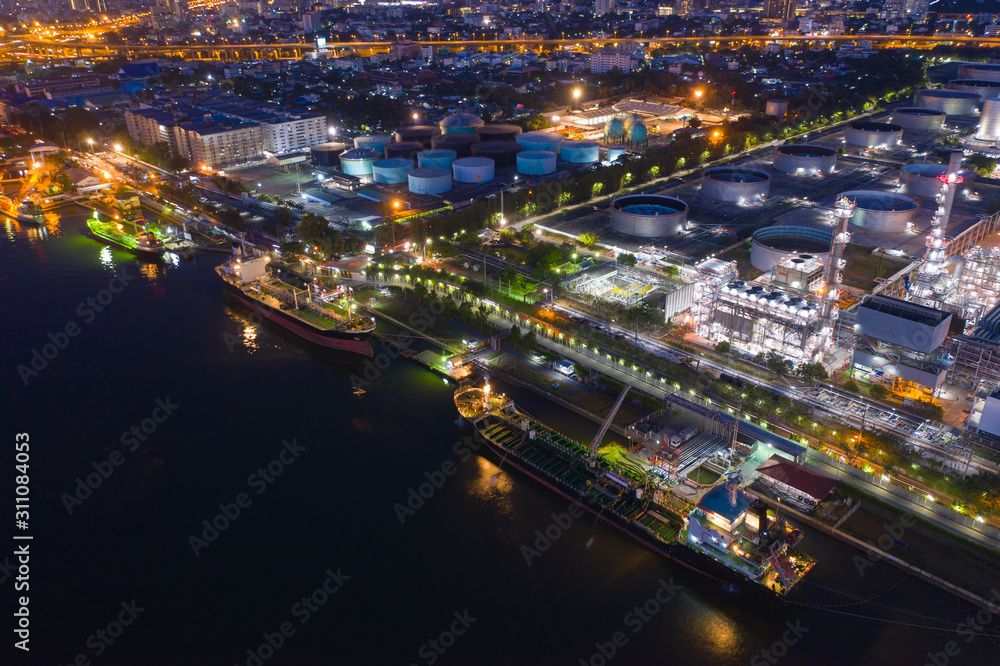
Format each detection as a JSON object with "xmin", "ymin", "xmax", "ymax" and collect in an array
[{"xmin": 0, "ymin": 207, "xmax": 997, "ymax": 665}]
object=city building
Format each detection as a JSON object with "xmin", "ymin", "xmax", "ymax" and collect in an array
[
  {"xmin": 172, "ymin": 120, "xmax": 263, "ymax": 169},
  {"xmin": 591, "ymin": 50, "xmax": 633, "ymax": 74},
  {"xmin": 763, "ymin": 0, "xmax": 796, "ymax": 21},
  {"xmin": 595, "ymin": 0, "xmax": 615, "ymax": 15}
]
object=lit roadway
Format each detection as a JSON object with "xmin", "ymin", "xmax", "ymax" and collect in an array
[{"xmin": 11, "ymin": 33, "xmax": 1000, "ymax": 61}]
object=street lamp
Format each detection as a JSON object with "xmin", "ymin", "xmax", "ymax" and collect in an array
[
  {"xmin": 86, "ymin": 138, "xmax": 94, "ymax": 154},
  {"xmin": 328, "ymin": 126, "xmax": 337, "ymax": 137},
  {"xmin": 412, "ymin": 112, "xmax": 419, "ymax": 123},
  {"xmin": 114, "ymin": 144, "xmax": 122, "ymax": 152}
]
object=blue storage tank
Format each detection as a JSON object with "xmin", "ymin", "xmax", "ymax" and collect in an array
[
  {"xmin": 516, "ymin": 131, "xmax": 564, "ymax": 155},
  {"xmin": 561, "ymin": 140, "xmax": 599, "ymax": 164},
  {"xmin": 354, "ymin": 135, "xmax": 392, "ymax": 156},
  {"xmin": 452, "ymin": 157, "xmax": 495, "ymax": 184},
  {"xmin": 516, "ymin": 150, "xmax": 558, "ymax": 176},
  {"xmin": 417, "ymin": 149, "xmax": 458, "ymax": 169},
  {"xmin": 371, "ymin": 158, "xmax": 414, "ymax": 184},
  {"xmin": 408, "ymin": 168, "xmax": 452, "ymax": 195},
  {"xmin": 339, "ymin": 148, "xmax": 382, "ymax": 177},
  {"xmin": 438, "ymin": 112, "xmax": 485, "ymax": 135}
]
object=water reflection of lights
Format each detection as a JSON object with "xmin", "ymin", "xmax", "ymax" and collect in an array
[
  {"xmin": 242, "ymin": 324, "xmax": 258, "ymax": 352},
  {"xmin": 165, "ymin": 252, "xmax": 180, "ymax": 266},
  {"xmin": 99, "ymin": 246, "xmax": 113, "ymax": 267},
  {"xmin": 694, "ymin": 612, "xmax": 739, "ymax": 656}
]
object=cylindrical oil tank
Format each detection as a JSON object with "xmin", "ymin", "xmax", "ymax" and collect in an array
[
  {"xmin": 948, "ymin": 79, "xmax": 1000, "ymax": 102},
  {"xmin": 310, "ymin": 142, "xmax": 348, "ymax": 167},
  {"xmin": 471, "ymin": 140, "xmax": 522, "ymax": 168},
  {"xmin": 438, "ymin": 112, "xmax": 485, "ymax": 135},
  {"xmin": 385, "ymin": 141, "xmax": 423, "ymax": 160},
  {"xmin": 560, "ymin": 140, "xmax": 600, "ymax": 164},
  {"xmin": 371, "ymin": 158, "xmax": 413, "ymax": 184},
  {"xmin": 914, "ymin": 89, "xmax": 980, "ymax": 116},
  {"xmin": 408, "ymin": 168, "xmax": 452, "ymax": 195},
  {"xmin": 959, "ymin": 63, "xmax": 1000, "ymax": 82},
  {"xmin": 891, "ymin": 107, "xmax": 946, "ymax": 131},
  {"xmin": 978, "ymin": 97, "xmax": 1000, "ymax": 141},
  {"xmin": 394, "ymin": 125, "xmax": 440, "ymax": 148},
  {"xmin": 417, "ymin": 149, "xmax": 457, "ymax": 169},
  {"xmin": 476, "ymin": 124, "xmax": 523, "ymax": 142},
  {"xmin": 701, "ymin": 167, "xmax": 771, "ymax": 202},
  {"xmin": 844, "ymin": 121, "xmax": 903, "ymax": 148},
  {"xmin": 772, "ymin": 144, "xmax": 837, "ymax": 174},
  {"xmin": 751, "ymin": 226, "xmax": 833, "ymax": 272},
  {"xmin": 516, "ymin": 131, "xmax": 564, "ymax": 155},
  {"xmin": 900, "ymin": 163, "xmax": 976, "ymax": 198},
  {"xmin": 766, "ymin": 99, "xmax": 789, "ymax": 117},
  {"xmin": 339, "ymin": 147, "xmax": 381, "ymax": 177},
  {"xmin": 842, "ymin": 190, "xmax": 919, "ymax": 233},
  {"xmin": 431, "ymin": 133, "xmax": 480, "ymax": 157},
  {"xmin": 607, "ymin": 146, "xmax": 627, "ymax": 162},
  {"xmin": 516, "ymin": 150, "xmax": 557, "ymax": 176},
  {"xmin": 610, "ymin": 194, "xmax": 688, "ymax": 237},
  {"xmin": 354, "ymin": 135, "xmax": 392, "ymax": 155},
  {"xmin": 452, "ymin": 157, "xmax": 495, "ymax": 184}
]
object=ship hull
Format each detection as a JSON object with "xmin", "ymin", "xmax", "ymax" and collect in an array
[
  {"xmin": 466, "ymin": 419, "xmax": 782, "ymax": 600},
  {"xmin": 223, "ymin": 282, "xmax": 374, "ymax": 357},
  {"xmin": 86, "ymin": 224, "xmax": 165, "ymax": 259}
]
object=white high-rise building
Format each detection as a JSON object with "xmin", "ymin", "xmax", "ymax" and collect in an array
[{"xmin": 595, "ymin": 0, "xmax": 615, "ymax": 15}]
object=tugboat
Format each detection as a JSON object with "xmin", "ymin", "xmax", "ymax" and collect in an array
[
  {"xmin": 216, "ymin": 252, "xmax": 375, "ymax": 356},
  {"xmin": 86, "ymin": 210, "xmax": 165, "ymax": 259}
]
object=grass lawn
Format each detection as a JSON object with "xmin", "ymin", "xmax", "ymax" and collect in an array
[{"xmin": 841, "ymin": 245, "xmax": 909, "ymax": 291}]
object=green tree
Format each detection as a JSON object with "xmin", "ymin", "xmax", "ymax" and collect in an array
[
  {"xmin": 714, "ymin": 341, "xmax": 731, "ymax": 355},
  {"xmin": 522, "ymin": 329, "xmax": 537, "ymax": 351},
  {"xmin": 617, "ymin": 253, "xmax": 637, "ymax": 266},
  {"xmin": 279, "ymin": 240, "xmax": 303, "ymax": 264},
  {"xmin": 869, "ymin": 384, "xmax": 890, "ymax": 400},
  {"xmin": 579, "ymin": 232, "xmax": 599, "ymax": 248},
  {"xmin": 797, "ymin": 362, "xmax": 829, "ymax": 381},
  {"xmin": 274, "ymin": 206, "xmax": 294, "ymax": 227},
  {"xmin": 766, "ymin": 353, "xmax": 792, "ymax": 376},
  {"xmin": 843, "ymin": 379, "xmax": 860, "ymax": 393}
]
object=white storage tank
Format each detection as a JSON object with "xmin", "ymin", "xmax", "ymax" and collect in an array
[
  {"xmin": 516, "ymin": 150, "xmax": 558, "ymax": 176},
  {"xmin": 978, "ymin": 97, "xmax": 1000, "ymax": 141},
  {"xmin": 417, "ymin": 149, "xmax": 457, "ymax": 169},
  {"xmin": 701, "ymin": 167, "xmax": 771, "ymax": 203},
  {"xmin": 561, "ymin": 140, "xmax": 599, "ymax": 164},
  {"xmin": 772, "ymin": 144, "xmax": 837, "ymax": 174},
  {"xmin": 959, "ymin": 63, "xmax": 1000, "ymax": 82},
  {"xmin": 607, "ymin": 146, "xmax": 627, "ymax": 162},
  {"xmin": 354, "ymin": 135, "xmax": 392, "ymax": 156},
  {"xmin": 611, "ymin": 194, "xmax": 688, "ymax": 237},
  {"xmin": 516, "ymin": 131, "xmax": 565, "ymax": 155},
  {"xmin": 948, "ymin": 79, "xmax": 1000, "ymax": 102},
  {"xmin": 890, "ymin": 107, "xmax": 946, "ymax": 131},
  {"xmin": 371, "ymin": 158, "xmax": 414, "ymax": 184},
  {"xmin": 844, "ymin": 121, "xmax": 903, "ymax": 148},
  {"xmin": 766, "ymin": 99, "xmax": 789, "ymax": 117},
  {"xmin": 900, "ymin": 163, "xmax": 976, "ymax": 198},
  {"xmin": 452, "ymin": 157, "xmax": 495, "ymax": 184},
  {"xmin": 914, "ymin": 89, "xmax": 980, "ymax": 116},
  {"xmin": 408, "ymin": 168, "xmax": 452, "ymax": 195},
  {"xmin": 339, "ymin": 147, "xmax": 382, "ymax": 178},
  {"xmin": 842, "ymin": 190, "xmax": 919, "ymax": 233}
]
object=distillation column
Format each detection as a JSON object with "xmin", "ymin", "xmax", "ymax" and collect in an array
[
  {"xmin": 911, "ymin": 150, "xmax": 963, "ymax": 305},
  {"xmin": 813, "ymin": 196, "xmax": 853, "ymax": 362}
]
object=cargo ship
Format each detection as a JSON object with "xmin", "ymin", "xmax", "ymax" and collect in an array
[
  {"xmin": 454, "ymin": 382, "xmax": 814, "ymax": 597},
  {"xmin": 86, "ymin": 212, "xmax": 165, "ymax": 259},
  {"xmin": 216, "ymin": 255, "xmax": 375, "ymax": 357}
]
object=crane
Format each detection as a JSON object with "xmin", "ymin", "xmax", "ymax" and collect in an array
[{"xmin": 589, "ymin": 383, "xmax": 632, "ymax": 467}]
